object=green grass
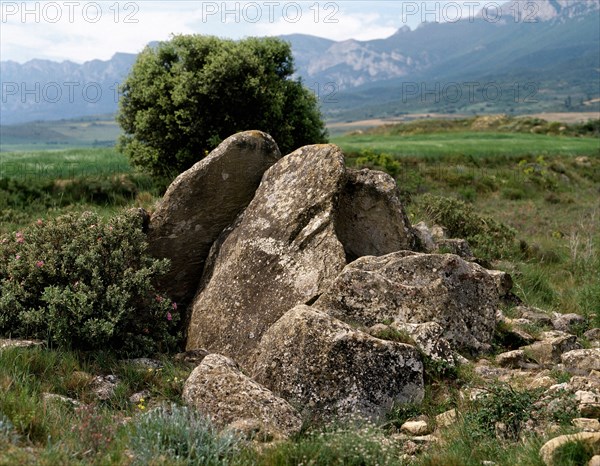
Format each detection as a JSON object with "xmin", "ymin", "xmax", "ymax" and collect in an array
[
  {"xmin": 1, "ymin": 116, "xmax": 599, "ymax": 464},
  {"xmin": 332, "ymin": 131, "xmax": 600, "ymax": 159},
  {"xmin": 0, "ymin": 148, "xmax": 131, "ymax": 180}
]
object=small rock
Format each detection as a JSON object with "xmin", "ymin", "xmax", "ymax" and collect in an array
[
  {"xmin": 412, "ymin": 434, "xmax": 438, "ymax": 444},
  {"xmin": 528, "ymin": 376, "xmax": 555, "ymax": 390},
  {"xmin": 125, "ymin": 358, "xmax": 163, "ymax": 370},
  {"xmin": 413, "ymin": 222, "xmax": 436, "ymax": 253},
  {"xmin": 224, "ymin": 418, "xmax": 274, "ymax": 442},
  {"xmin": 589, "ymin": 455, "xmax": 600, "ymax": 466},
  {"xmin": 401, "ymin": 420, "xmax": 431, "ymax": 436},
  {"xmin": 522, "ymin": 335, "xmax": 581, "ymax": 365},
  {"xmin": 585, "ymin": 329, "xmax": 600, "ymax": 342},
  {"xmin": 576, "ymin": 391, "xmax": 600, "ymax": 418},
  {"xmin": 173, "ymin": 348, "xmax": 209, "ymax": 365},
  {"xmin": 436, "ymin": 238, "xmax": 474, "ymax": 260},
  {"xmin": 562, "ymin": 349, "xmax": 600, "ymax": 373},
  {"xmin": 573, "ymin": 418, "xmax": 600, "ymax": 432},
  {"xmin": 436, "ymin": 409, "xmax": 457, "ymax": 428},
  {"xmin": 496, "ymin": 350, "xmax": 530, "ymax": 368},
  {"xmin": 91, "ymin": 375, "xmax": 119, "ymax": 401},
  {"xmin": 430, "ymin": 225, "xmax": 446, "ymax": 240},
  {"xmin": 540, "ymin": 432, "xmax": 600, "ymax": 465},
  {"xmin": 552, "ymin": 313, "xmax": 587, "ymax": 334},
  {"xmin": 0, "ymin": 338, "xmax": 44, "ymax": 350},
  {"xmin": 488, "ymin": 269, "xmax": 513, "ymax": 297},
  {"xmin": 517, "ymin": 306, "xmax": 553, "ymax": 327},
  {"xmin": 129, "ymin": 390, "xmax": 151, "ymax": 404},
  {"xmin": 42, "ymin": 393, "xmax": 82, "ymax": 408}
]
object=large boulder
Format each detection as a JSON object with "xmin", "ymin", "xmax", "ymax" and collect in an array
[
  {"xmin": 335, "ymin": 168, "xmax": 416, "ymax": 261},
  {"xmin": 315, "ymin": 251, "xmax": 499, "ymax": 354},
  {"xmin": 186, "ymin": 145, "xmax": 348, "ymax": 366},
  {"xmin": 253, "ymin": 305, "xmax": 424, "ymax": 420},
  {"xmin": 147, "ymin": 131, "xmax": 281, "ymax": 305},
  {"xmin": 182, "ymin": 353, "xmax": 302, "ymax": 439}
]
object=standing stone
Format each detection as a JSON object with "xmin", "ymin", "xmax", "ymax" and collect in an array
[
  {"xmin": 186, "ymin": 145, "xmax": 348, "ymax": 366},
  {"xmin": 147, "ymin": 131, "xmax": 281, "ymax": 306},
  {"xmin": 253, "ymin": 305, "xmax": 424, "ymax": 420},
  {"xmin": 335, "ymin": 168, "xmax": 416, "ymax": 261},
  {"xmin": 315, "ymin": 251, "xmax": 499, "ymax": 354}
]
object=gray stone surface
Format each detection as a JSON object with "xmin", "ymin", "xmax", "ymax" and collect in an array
[
  {"xmin": 148, "ymin": 131, "xmax": 281, "ymax": 305},
  {"xmin": 253, "ymin": 305, "xmax": 424, "ymax": 420},
  {"xmin": 182, "ymin": 353, "xmax": 302, "ymax": 439}
]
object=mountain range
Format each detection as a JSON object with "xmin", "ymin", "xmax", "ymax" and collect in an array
[{"xmin": 1, "ymin": 0, "xmax": 599, "ymax": 125}]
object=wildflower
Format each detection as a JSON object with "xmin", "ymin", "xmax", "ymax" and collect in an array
[
  {"xmin": 35, "ymin": 260, "xmax": 44, "ymax": 268},
  {"xmin": 36, "ymin": 219, "xmax": 43, "ymax": 226},
  {"xmin": 16, "ymin": 232, "xmax": 24, "ymax": 243},
  {"xmin": 15, "ymin": 254, "xmax": 20, "ymax": 260},
  {"xmin": 166, "ymin": 312, "xmax": 173, "ymax": 321}
]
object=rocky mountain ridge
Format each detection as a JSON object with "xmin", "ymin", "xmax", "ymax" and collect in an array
[{"xmin": 1, "ymin": 0, "xmax": 598, "ymax": 124}]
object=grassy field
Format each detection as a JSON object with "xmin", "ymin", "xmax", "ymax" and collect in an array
[
  {"xmin": 333, "ymin": 131, "xmax": 600, "ymax": 159},
  {"xmin": 1, "ymin": 117, "xmax": 599, "ymax": 464},
  {"xmin": 0, "ymin": 148, "xmax": 130, "ymax": 180}
]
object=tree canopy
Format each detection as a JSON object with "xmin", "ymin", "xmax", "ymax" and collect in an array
[{"xmin": 117, "ymin": 35, "xmax": 328, "ymax": 178}]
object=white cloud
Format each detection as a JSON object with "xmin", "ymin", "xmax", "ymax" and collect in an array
[{"xmin": 0, "ymin": 1, "xmax": 499, "ymax": 63}]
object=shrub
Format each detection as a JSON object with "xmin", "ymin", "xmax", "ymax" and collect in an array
[
  {"xmin": 464, "ymin": 383, "xmax": 540, "ymax": 441},
  {"xmin": 118, "ymin": 34, "xmax": 328, "ymax": 178},
  {"xmin": 0, "ymin": 211, "xmax": 179, "ymax": 355},
  {"xmin": 353, "ymin": 150, "xmax": 401, "ymax": 178},
  {"xmin": 417, "ymin": 194, "xmax": 517, "ymax": 260},
  {"xmin": 128, "ymin": 404, "xmax": 241, "ymax": 465}
]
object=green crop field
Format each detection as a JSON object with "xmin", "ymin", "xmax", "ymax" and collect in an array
[
  {"xmin": 332, "ymin": 131, "xmax": 600, "ymax": 159},
  {"xmin": 0, "ymin": 148, "xmax": 130, "ymax": 180}
]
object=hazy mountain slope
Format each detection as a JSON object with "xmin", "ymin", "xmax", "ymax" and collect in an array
[{"xmin": 1, "ymin": 0, "xmax": 598, "ymax": 124}]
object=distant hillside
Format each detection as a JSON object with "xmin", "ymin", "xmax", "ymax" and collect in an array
[{"xmin": 0, "ymin": 0, "xmax": 598, "ymax": 125}]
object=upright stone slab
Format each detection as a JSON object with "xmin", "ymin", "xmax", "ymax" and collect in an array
[
  {"xmin": 335, "ymin": 168, "xmax": 417, "ymax": 261},
  {"xmin": 147, "ymin": 131, "xmax": 281, "ymax": 306},
  {"xmin": 186, "ymin": 144, "xmax": 348, "ymax": 367}
]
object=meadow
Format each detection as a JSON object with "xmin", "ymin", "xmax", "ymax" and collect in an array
[{"xmin": 0, "ymin": 116, "xmax": 599, "ymax": 464}]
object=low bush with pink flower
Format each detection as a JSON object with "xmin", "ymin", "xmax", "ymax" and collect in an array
[{"xmin": 0, "ymin": 210, "xmax": 179, "ymax": 355}]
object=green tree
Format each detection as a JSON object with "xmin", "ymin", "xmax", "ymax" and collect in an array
[{"xmin": 117, "ymin": 35, "xmax": 328, "ymax": 178}]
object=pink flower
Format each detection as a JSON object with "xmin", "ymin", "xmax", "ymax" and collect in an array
[
  {"xmin": 36, "ymin": 219, "xmax": 43, "ymax": 226},
  {"xmin": 166, "ymin": 312, "xmax": 173, "ymax": 321},
  {"xmin": 172, "ymin": 302, "xmax": 177, "ymax": 311},
  {"xmin": 35, "ymin": 260, "xmax": 44, "ymax": 268},
  {"xmin": 16, "ymin": 232, "xmax": 24, "ymax": 243},
  {"xmin": 15, "ymin": 254, "xmax": 20, "ymax": 260}
]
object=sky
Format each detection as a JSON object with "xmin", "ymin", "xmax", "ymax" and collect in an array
[{"xmin": 0, "ymin": 1, "xmax": 498, "ymax": 63}]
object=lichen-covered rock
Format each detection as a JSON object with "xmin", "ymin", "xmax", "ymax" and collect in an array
[
  {"xmin": 562, "ymin": 349, "xmax": 600, "ymax": 372},
  {"xmin": 393, "ymin": 322, "xmax": 455, "ymax": 364},
  {"xmin": 253, "ymin": 305, "xmax": 424, "ymax": 420},
  {"xmin": 540, "ymin": 432, "xmax": 600, "ymax": 465},
  {"xmin": 186, "ymin": 144, "xmax": 348, "ymax": 365},
  {"xmin": 436, "ymin": 238, "xmax": 474, "ymax": 260},
  {"xmin": 552, "ymin": 312, "xmax": 587, "ymax": 334},
  {"xmin": 182, "ymin": 354, "xmax": 301, "ymax": 439},
  {"xmin": 522, "ymin": 334, "xmax": 581, "ymax": 365},
  {"xmin": 315, "ymin": 251, "xmax": 499, "ymax": 354},
  {"xmin": 412, "ymin": 222, "xmax": 436, "ymax": 253},
  {"xmin": 335, "ymin": 168, "xmax": 416, "ymax": 261},
  {"xmin": 147, "ymin": 131, "xmax": 281, "ymax": 305}
]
